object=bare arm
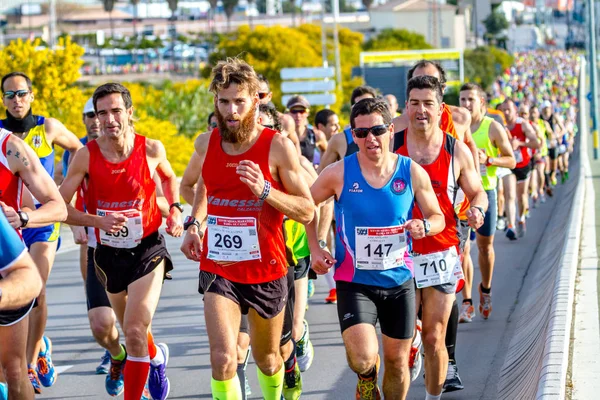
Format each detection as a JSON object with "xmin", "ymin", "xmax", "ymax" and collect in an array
[
  {"xmin": 521, "ymin": 122, "xmax": 541, "ymax": 149},
  {"xmin": 153, "ymin": 173, "xmax": 170, "ymax": 217},
  {"xmin": 0, "ymin": 252, "xmax": 42, "ymax": 310},
  {"xmin": 180, "ymin": 146, "xmax": 203, "ymax": 205},
  {"xmin": 456, "ymin": 141, "xmax": 488, "ymax": 229},
  {"xmin": 4, "ymin": 137, "xmax": 67, "ymax": 228},
  {"xmin": 489, "ymin": 120, "xmax": 517, "ymax": 169},
  {"xmin": 46, "ymin": 117, "xmax": 83, "ymax": 153},
  {"xmin": 59, "ymin": 148, "xmax": 100, "ymax": 227},
  {"xmin": 315, "ymin": 129, "xmax": 328, "ymax": 153},
  {"xmin": 409, "ymin": 162, "xmax": 445, "ymax": 236},
  {"xmin": 281, "ymin": 114, "xmax": 301, "ymax": 155},
  {"xmin": 317, "ymin": 133, "xmax": 344, "ymax": 173}
]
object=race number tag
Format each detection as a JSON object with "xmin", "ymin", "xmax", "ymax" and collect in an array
[
  {"xmin": 97, "ymin": 209, "xmax": 143, "ymax": 249},
  {"xmin": 479, "ymin": 164, "xmax": 488, "ymax": 176},
  {"xmin": 413, "ymin": 247, "xmax": 460, "ymax": 289},
  {"xmin": 355, "ymin": 226, "xmax": 407, "ymax": 270},
  {"xmin": 207, "ymin": 216, "xmax": 261, "ymax": 262},
  {"xmin": 514, "ymin": 149, "xmax": 523, "ymax": 163}
]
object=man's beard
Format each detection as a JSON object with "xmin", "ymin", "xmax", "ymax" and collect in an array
[{"xmin": 216, "ymin": 105, "xmax": 256, "ymax": 144}]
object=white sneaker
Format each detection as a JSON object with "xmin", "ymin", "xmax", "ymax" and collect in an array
[
  {"xmin": 409, "ymin": 322, "xmax": 423, "ymax": 382},
  {"xmin": 296, "ymin": 320, "xmax": 314, "ymax": 372}
]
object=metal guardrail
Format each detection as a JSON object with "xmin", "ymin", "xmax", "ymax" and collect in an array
[{"xmin": 496, "ymin": 56, "xmax": 586, "ymax": 400}]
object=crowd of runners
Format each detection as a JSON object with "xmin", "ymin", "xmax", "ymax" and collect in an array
[{"xmin": 0, "ymin": 48, "xmax": 580, "ymax": 400}]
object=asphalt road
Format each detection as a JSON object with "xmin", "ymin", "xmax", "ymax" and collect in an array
[{"xmin": 38, "ymin": 185, "xmax": 570, "ymax": 399}]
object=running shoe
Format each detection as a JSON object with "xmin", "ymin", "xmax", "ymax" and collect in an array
[
  {"xmin": 141, "ymin": 381, "xmax": 151, "ymax": 400},
  {"xmin": 296, "ymin": 320, "xmax": 314, "ymax": 372},
  {"xmin": 540, "ymin": 194, "xmax": 547, "ymax": 203},
  {"xmin": 28, "ymin": 367, "xmax": 42, "ymax": 394},
  {"xmin": 307, "ymin": 280, "xmax": 315, "ymax": 298},
  {"xmin": 409, "ymin": 321, "xmax": 423, "ymax": 382},
  {"xmin": 531, "ymin": 196, "xmax": 538, "ymax": 209},
  {"xmin": 551, "ymin": 176, "xmax": 558, "ymax": 186},
  {"xmin": 356, "ymin": 355, "xmax": 381, "ymax": 400},
  {"xmin": 517, "ymin": 221, "xmax": 526, "ymax": 238},
  {"xmin": 325, "ymin": 288, "xmax": 337, "ymax": 304},
  {"xmin": 479, "ymin": 285, "xmax": 493, "ymax": 320},
  {"xmin": 546, "ymin": 186, "xmax": 554, "ymax": 197},
  {"xmin": 149, "ymin": 343, "xmax": 171, "ymax": 400},
  {"xmin": 443, "ymin": 360, "xmax": 464, "ymax": 392},
  {"xmin": 470, "ymin": 229, "xmax": 476, "ymax": 241},
  {"xmin": 496, "ymin": 216, "xmax": 506, "ymax": 231},
  {"xmin": 96, "ymin": 349, "xmax": 111, "ymax": 374},
  {"xmin": 282, "ymin": 362, "xmax": 302, "ymax": 400},
  {"xmin": 105, "ymin": 357, "xmax": 125, "ymax": 396},
  {"xmin": 506, "ymin": 228, "xmax": 517, "ymax": 241},
  {"xmin": 458, "ymin": 302, "xmax": 475, "ymax": 323},
  {"xmin": 0, "ymin": 382, "xmax": 6, "ymax": 400},
  {"xmin": 563, "ymin": 170, "xmax": 569, "ymax": 182},
  {"xmin": 37, "ymin": 336, "xmax": 57, "ymax": 387}
]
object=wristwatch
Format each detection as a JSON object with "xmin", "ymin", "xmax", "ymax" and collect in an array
[
  {"xmin": 422, "ymin": 219, "xmax": 431, "ymax": 235},
  {"xmin": 486, "ymin": 157, "xmax": 494, "ymax": 166},
  {"xmin": 473, "ymin": 206, "xmax": 485, "ymax": 218},
  {"xmin": 17, "ymin": 211, "xmax": 29, "ymax": 228},
  {"xmin": 183, "ymin": 216, "xmax": 200, "ymax": 231},
  {"xmin": 170, "ymin": 202, "xmax": 184, "ymax": 213},
  {"xmin": 318, "ymin": 240, "xmax": 328, "ymax": 249}
]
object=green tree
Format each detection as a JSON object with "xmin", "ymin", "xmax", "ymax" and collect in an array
[
  {"xmin": 222, "ymin": 0, "xmax": 239, "ymax": 31},
  {"xmin": 363, "ymin": 28, "xmax": 432, "ymax": 51},
  {"xmin": 483, "ymin": 10, "xmax": 509, "ymax": 37},
  {"xmin": 464, "ymin": 46, "xmax": 514, "ymax": 90}
]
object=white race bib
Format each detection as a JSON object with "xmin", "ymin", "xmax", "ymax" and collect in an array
[
  {"xmin": 355, "ymin": 226, "xmax": 407, "ymax": 270},
  {"xmin": 514, "ymin": 149, "xmax": 523, "ymax": 163},
  {"xmin": 479, "ymin": 163, "xmax": 488, "ymax": 176},
  {"xmin": 413, "ymin": 247, "xmax": 461, "ymax": 289},
  {"xmin": 97, "ymin": 209, "xmax": 143, "ymax": 249},
  {"xmin": 207, "ymin": 216, "xmax": 261, "ymax": 262}
]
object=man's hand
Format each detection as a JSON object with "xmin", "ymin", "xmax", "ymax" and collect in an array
[
  {"xmin": 0, "ymin": 201, "xmax": 20, "ymax": 229},
  {"xmin": 466, "ymin": 207, "xmax": 484, "ymax": 230},
  {"xmin": 166, "ymin": 209, "xmax": 183, "ymax": 237},
  {"xmin": 511, "ymin": 137, "xmax": 521, "ymax": 151},
  {"xmin": 237, "ymin": 160, "xmax": 266, "ymax": 198},
  {"xmin": 70, "ymin": 225, "xmax": 88, "ymax": 245},
  {"xmin": 181, "ymin": 226, "xmax": 203, "ymax": 261},
  {"xmin": 97, "ymin": 213, "xmax": 128, "ymax": 234},
  {"xmin": 311, "ymin": 247, "xmax": 336, "ymax": 275},
  {"xmin": 404, "ymin": 219, "xmax": 426, "ymax": 240},
  {"xmin": 478, "ymin": 149, "xmax": 488, "ymax": 164}
]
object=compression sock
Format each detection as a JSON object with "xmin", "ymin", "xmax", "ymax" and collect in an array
[
  {"xmin": 211, "ymin": 376, "xmax": 242, "ymax": 400},
  {"xmin": 445, "ymin": 300, "xmax": 459, "ymax": 361},
  {"xmin": 257, "ymin": 363, "xmax": 284, "ymax": 400},
  {"xmin": 123, "ymin": 355, "xmax": 150, "ymax": 400}
]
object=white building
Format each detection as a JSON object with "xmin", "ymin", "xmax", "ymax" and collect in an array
[{"xmin": 369, "ymin": 0, "xmax": 467, "ymax": 49}]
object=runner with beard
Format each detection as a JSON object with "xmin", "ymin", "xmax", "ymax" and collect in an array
[{"xmin": 180, "ymin": 58, "xmax": 314, "ymax": 400}]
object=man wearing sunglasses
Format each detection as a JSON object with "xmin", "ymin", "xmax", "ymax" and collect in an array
[
  {"xmin": 394, "ymin": 76, "xmax": 487, "ymax": 400},
  {"xmin": 0, "ymin": 71, "xmax": 83, "ymax": 394},
  {"xmin": 286, "ymin": 95, "xmax": 327, "ymax": 166},
  {"xmin": 308, "ymin": 97, "xmax": 445, "ymax": 400}
]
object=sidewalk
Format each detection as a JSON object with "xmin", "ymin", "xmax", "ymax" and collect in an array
[{"xmin": 570, "ymin": 129, "xmax": 600, "ymax": 399}]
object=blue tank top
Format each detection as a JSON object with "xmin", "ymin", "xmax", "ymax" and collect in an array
[
  {"xmin": 334, "ymin": 153, "xmax": 414, "ymax": 288},
  {"xmin": 343, "ymin": 127, "xmax": 359, "ymax": 156}
]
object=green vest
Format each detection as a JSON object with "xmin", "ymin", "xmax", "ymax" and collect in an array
[
  {"xmin": 537, "ymin": 119, "xmax": 549, "ymax": 157},
  {"xmin": 472, "ymin": 117, "xmax": 498, "ymax": 191}
]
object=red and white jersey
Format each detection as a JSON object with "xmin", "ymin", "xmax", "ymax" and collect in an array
[{"xmin": 0, "ymin": 129, "xmax": 23, "ymax": 220}]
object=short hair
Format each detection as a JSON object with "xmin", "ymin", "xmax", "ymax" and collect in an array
[
  {"xmin": 93, "ymin": 82, "xmax": 133, "ymax": 110},
  {"xmin": 259, "ymin": 103, "xmax": 281, "ymax": 131},
  {"xmin": 314, "ymin": 109, "xmax": 336, "ymax": 128},
  {"xmin": 351, "ymin": 85, "xmax": 378, "ymax": 106},
  {"xmin": 407, "ymin": 60, "xmax": 447, "ymax": 85},
  {"xmin": 1, "ymin": 72, "xmax": 33, "ymax": 92},
  {"xmin": 459, "ymin": 82, "xmax": 485, "ymax": 98},
  {"xmin": 207, "ymin": 111, "xmax": 215, "ymax": 125},
  {"xmin": 209, "ymin": 57, "xmax": 260, "ymax": 96},
  {"xmin": 257, "ymin": 73, "xmax": 270, "ymax": 91},
  {"xmin": 406, "ymin": 76, "xmax": 444, "ymax": 104},
  {"xmin": 350, "ymin": 98, "xmax": 392, "ymax": 129}
]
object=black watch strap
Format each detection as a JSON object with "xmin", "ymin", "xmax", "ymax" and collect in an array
[
  {"xmin": 183, "ymin": 216, "xmax": 200, "ymax": 231},
  {"xmin": 170, "ymin": 202, "xmax": 184, "ymax": 213},
  {"xmin": 18, "ymin": 211, "xmax": 29, "ymax": 228},
  {"xmin": 473, "ymin": 206, "xmax": 485, "ymax": 218}
]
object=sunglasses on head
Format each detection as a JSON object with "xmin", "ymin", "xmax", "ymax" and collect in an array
[
  {"xmin": 258, "ymin": 92, "xmax": 269, "ymax": 99},
  {"xmin": 3, "ymin": 90, "xmax": 30, "ymax": 100},
  {"xmin": 352, "ymin": 124, "xmax": 389, "ymax": 139},
  {"xmin": 85, "ymin": 111, "xmax": 97, "ymax": 119}
]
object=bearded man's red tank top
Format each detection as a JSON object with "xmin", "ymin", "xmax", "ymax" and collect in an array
[
  {"xmin": 200, "ymin": 128, "xmax": 287, "ymax": 284},
  {"xmin": 85, "ymin": 134, "xmax": 162, "ymax": 245}
]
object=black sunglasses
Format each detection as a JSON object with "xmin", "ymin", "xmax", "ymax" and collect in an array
[
  {"xmin": 262, "ymin": 124, "xmax": 274, "ymax": 129},
  {"xmin": 352, "ymin": 124, "xmax": 389, "ymax": 139},
  {"xmin": 84, "ymin": 111, "xmax": 97, "ymax": 118},
  {"xmin": 3, "ymin": 90, "xmax": 30, "ymax": 100},
  {"xmin": 258, "ymin": 92, "xmax": 269, "ymax": 99}
]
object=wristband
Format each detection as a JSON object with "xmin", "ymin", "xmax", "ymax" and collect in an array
[
  {"xmin": 473, "ymin": 206, "xmax": 485, "ymax": 218},
  {"xmin": 259, "ymin": 181, "xmax": 272, "ymax": 201},
  {"xmin": 170, "ymin": 202, "xmax": 184, "ymax": 213}
]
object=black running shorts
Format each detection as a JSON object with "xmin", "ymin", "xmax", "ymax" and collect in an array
[
  {"xmin": 511, "ymin": 164, "xmax": 532, "ymax": 182},
  {"xmin": 94, "ymin": 232, "xmax": 173, "ymax": 294},
  {"xmin": 336, "ymin": 279, "xmax": 415, "ymax": 340},
  {"xmin": 0, "ymin": 300, "xmax": 34, "ymax": 327},
  {"xmin": 281, "ymin": 266, "xmax": 295, "ymax": 346},
  {"xmin": 86, "ymin": 247, "xmax": 111, "ymax": 310},
  {"xmin": 199, "ymin": 271, "xmax": 288, "ymax": 320}
]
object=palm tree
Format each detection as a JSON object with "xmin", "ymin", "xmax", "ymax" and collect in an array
[
  {"xmin": 167, "ymin": 0, "xmax": 178, "ymax": 69},
  {"xmin": 102, "ymin": 0, "xmax": 116, "ymax": 39},
  {"xmin": 208, "ymin": 0, "xmax": 218, "ymax": 35},
  {"xmin": 247, "ymin": 0, "xmax": 255, "ymax": 28},
  {"xmin": 222, "ymin": 0, "xmax": 239, "ymax": 31},
  {"xmin": 131, "ymin": 0, "xmax": 140, "ymax": 37},
  {"xmin": 361, "ymin": 0, "xmax": 373, "ymax": 10}
]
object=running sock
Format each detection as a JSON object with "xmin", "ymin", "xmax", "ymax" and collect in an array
[
  {"xmin": 284, "ymin": 341, "xmax": 297, "ymax": 372},
  {"xmin": 463, "ymin": 299, "xmax": 473, "ymax": 306},
  {"xmin": 425, "ymin": 391, "xmax": 442, "ymax": 400},
  {"xmin": 123, "ymin": 355, "xmax": 150, "ymax": 400},
  {"xmin": 358, "ymin": 365, "xmax": 377, "ymax": 381},
  {"xmin": 147, "ymin": 332, "xmax": 157, "ymax": 360},
  {"xmin": 113, "ymin": 344, "xmax": 126, "ymax": 361},
  {"xmin": 237, "ymin": 348, "xmax": 251, "ymax": 400},
  {"xmin": 545, "ymin": 172, "xmax": 551, "ymax": 187},
  {"xmin": 324, "ymin": 268, "xmax": 336, "ymax": 290},
  {"xmin": 481, "ymin": 284, "xmax": 492, "ymax": 294},
  {"xmin": 257, "ymin": 363, "xmax": 284, "ymax": 400},
  {"xmin": 445, "ymin": 300, "xmax": 459, "ymax": 361},
  {"xmin": 211, "ymin": 376, "xmax": 242, "ymax": 400}
]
